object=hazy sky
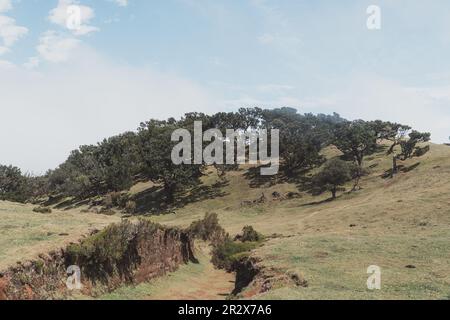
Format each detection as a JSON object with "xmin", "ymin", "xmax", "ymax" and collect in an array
[{"xmin": 1, "ymin": 0, "xmax": 450, "ymax": 173}]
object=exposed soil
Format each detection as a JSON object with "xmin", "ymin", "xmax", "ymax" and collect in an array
[{"xmin": 144, "ymin": 245, "xmax": 235, "ymax": 300}]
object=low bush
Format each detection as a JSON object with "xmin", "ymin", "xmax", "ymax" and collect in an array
[
  {"xmin": 235, "ymin": 226, "xmax": 263, "ymax": 242},
  {"xmin": 211, "ymin": 239, "xmax": 260, "ymax": 271},
  {"xmin": 212, "ymin": 225, "xmax": 264, "ymax": 271},
  {"xmin": 65, "ymin": 221, "xmax": 140, "ymax": 282},
  {"xmin": 188, "ymin": 212, "xmax": 228, "ymax": 244},
  {"xmin": 33, "ymin": 206, "xmax": 52, "ymax": 214}
]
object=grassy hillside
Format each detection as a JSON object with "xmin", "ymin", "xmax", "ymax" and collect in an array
[
  {"xmin": 2, "ymin": 143, "xmax": 449, "ymax": 299},
  {"xmin": 0, "ymin": 202, "xmax": 120, "ymax": 270},
  {"xmin": 145, "ymin": 143, "xmax": 450, "ymax": 299}
]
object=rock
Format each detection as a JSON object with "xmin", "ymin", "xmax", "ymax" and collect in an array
[
  {"xmin": 405, "ymin": 265, "xmax": 416, "ymax": 269},
  {"xmin": 272, "ymin": 191, "xmax": 281, "ymax": 198}
]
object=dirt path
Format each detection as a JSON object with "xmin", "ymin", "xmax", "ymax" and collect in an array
[
  {"xmin": 144, "ymin": 243, "xmax": 235, "ymax": 300},
  {"xmin": 98, "ymin": 242, "xmax": 234, "ymax": 300},
  {"xmin": 149, "ymin": 258, "xmax": 234, "ymax": 299}
]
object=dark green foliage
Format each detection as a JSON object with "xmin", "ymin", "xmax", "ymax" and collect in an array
[
  {"xmin": 48, "ymin": 132, "xmax": 141, "ymax": 199},
  {"xmin": 188, "ymin": 212, "xmax": 228, "ymax": 244},
  {"xmin": 211, "ymin": 239, "xmax": 260, "ymax": 271},
  {"xmin": 313, "ymin": 158, "xmax": 354, "ymax": 199},
  {"xmin": 385, "ymin": 129, "xmax": 431, "ymax": 176},
  {"xmin": 399, "ymin": 131, "xmax": 431, "ymax": 160},
  {"xmin": 235, "ymin": 226, "xmax": 263, "ymax": 242},
  {"xmin": 65, "ymin": 220, "xmax": 161, "ymax": 282},
  {"xmin": 211, "ymin": 225, "xmax": 263, "ymax": 271},
  {"xmin": 138, "ymin": 119, "xmax": 203, "ymax": 203},
  {"xmin": 3, "ymin": 107, "xmax": 429, "ymax": 205},
  {"xmin": 261, "ymin": 108, "xmax": 336, "ymax": 176},
  {"xmin": 333, "ymin": 120, "xmax": 377, "ymax": 167},
  {"xmin": 0, "ymin": 165, "xmax": 29, "ymax": 203}
]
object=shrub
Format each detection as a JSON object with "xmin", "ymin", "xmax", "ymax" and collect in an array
[
  {"xmin": 211, "ymin": 239, "xmax": 260, "ymax": 271},
  {"xmin": 188, "ymin": 212, "xmax": 228, "ymax": 244},
  {"xmin": 33, "ymin": 206, "xmax": 52, "ymax": 214},
  {"xmin": 235, "ymin": 226, "xmax": 263, "ymax": 242},
  {"xmin": 212, "ymin": 225, "xmax": 264, "ymax": 271},
  {"xmin": 313, "ymin": 158, "xmax": 354, "ymax": 199},
  {"xmin": 65, "ymin": 221, "xmax": 137, "ymax": 282},
  {"xmin": 65, "ymin": 220, "xmax": 164, "ymax": 283}
]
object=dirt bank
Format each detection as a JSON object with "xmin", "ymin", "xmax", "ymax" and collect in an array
[{"xmin": 0, "ymin": 220, "xmax": 196, "ymax": 300}]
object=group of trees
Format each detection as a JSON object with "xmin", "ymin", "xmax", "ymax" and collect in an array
[
  {"xmin": 0, "ymin": 107, "xmax": 431, "ymax": 204},
  {"xmin": 313, "ymin": 119, "xmax": 431, "ymax": 198}
]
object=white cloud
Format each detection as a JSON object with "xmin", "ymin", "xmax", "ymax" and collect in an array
[
  {"xmin": 0, "ymin": 49, "xmax": 218, "ymax": 173},
  {"xmin": 111, "ymin": 0, "xmax": 128, "ymax": 7},
  {"xmin": 221, "ymin": 74, "xmax": 450, "ymax": 145},
  {"xmin": 0, "ymin": 15, "xmax": 28, "ymax": 51},
  {"xmin": 48, "ymin": 0, "xmax": 98, "ymax": 36},
  {"xmin": 299, "ymin": 75, "xmax": 450, "ymax": 144},
  {"xmin": 36, "ymin": 30, "xmax": 81, "ymax": 63},
  {"xmin": 0, "ymin": 0, "xmax": 12, "ymax": 13},
  {"xmin": 0, "ymin": 0, "xmax": 27, "ymax": 58}
]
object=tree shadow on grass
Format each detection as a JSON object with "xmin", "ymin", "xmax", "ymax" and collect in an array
[
  {"xmin": 132, "ymin": 179, "xmax": 229, "ymax": 215},
  {"xmin": 381, "ymin": 162, "xmax": 421, "ymax": 179},
  {"xmin": 243, "ymin": 163, "xmax": 317, "ymax": 190},
  {"xmin": 243, "ymin": 165, "xmax": 286, "ymax": 188}
]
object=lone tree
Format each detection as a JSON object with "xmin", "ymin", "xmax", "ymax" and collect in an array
[
  {"xmin": 313, "ymin": 159, "xmax": 353, "ymax": 199},
  {"xmin": 387, "ymin": 130, "xmax": 431, "ymax": 176}
]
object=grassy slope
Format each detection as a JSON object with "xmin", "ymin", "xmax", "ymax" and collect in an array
[
  {"xmin": 147, "ymin": 143, "xmax": 450, "ymax": 299},
  {"xmin": 1, "ymin": 143, "xmax": 449, "ymax": 299},
  {"xmin": 0, "ymin": 202, "xmax": 120, "ymax": 270}
]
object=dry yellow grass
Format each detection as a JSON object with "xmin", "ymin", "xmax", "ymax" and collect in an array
[
  {"xmin": 147, "ymin": 143, "xmax": 450, "ymax": 299},
  {"xmin": 0, "ymin": 202, "xmax": 120, "ymax": 270},
  {"xmin": 2, "ymin": 143, "xmax": 450, "ymax": 299}
]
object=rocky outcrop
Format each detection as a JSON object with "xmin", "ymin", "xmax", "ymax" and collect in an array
[{"xmin": 0, "ymin": 220, "xmax": 196, "ymax": 300}]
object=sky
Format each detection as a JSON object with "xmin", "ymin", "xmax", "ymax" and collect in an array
[{"xmin": 0, "ymin": 0, "xmax": 450, "ymax": 174}]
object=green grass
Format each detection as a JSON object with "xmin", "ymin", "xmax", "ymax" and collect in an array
[
  {"xmin": 0, "ymin": 201, "xmax": 120, "ymax": 270},
  {"xmin": 145, "ymin": 143, "xmax": 450, "ymax": 299},
  {"xmin": 251, "ymin": 230, "xmax": 450, "ymax": 300},
  {"xmin": 3, "ymin": 143, "xmax": 450, "ymax": 300}
]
